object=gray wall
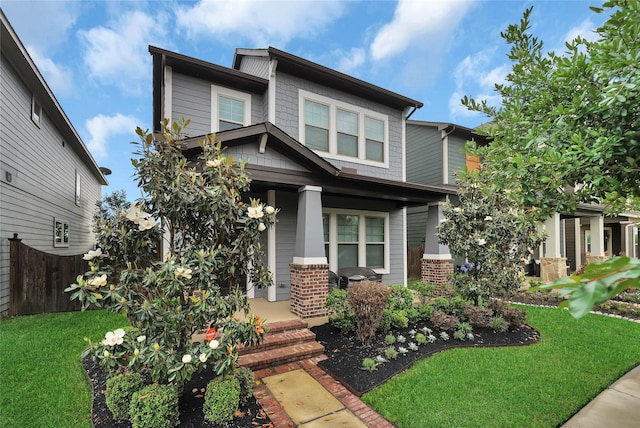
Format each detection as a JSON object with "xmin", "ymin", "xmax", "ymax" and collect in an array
[
  {"xmin": 447, "ymin": 133, "xmax": 467, "ymax": 185},
  {"xmin": 406, "ymin": 124, "xmax": 442, "ymax": 186},
  {"xmin": 406, "ymin": 205, "xmax": 428, "ymax": 248},
  {"xmin": 0, "ymin": 53, "xmax": 102, "ymax": 315}
]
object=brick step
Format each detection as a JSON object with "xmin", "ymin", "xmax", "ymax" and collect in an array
[
  {"xmin": 262, "ymin": 319, "xmax": 309, "ymax": 334},
  {"xmin": 238, "ymin": 328, "xmax": 317, "ymax": 355},
  {"xmin": 239, "ymin": 340, "xmax": 325, "ymax": 370}
]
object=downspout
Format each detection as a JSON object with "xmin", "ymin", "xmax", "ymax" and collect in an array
[
  {"xmin": 405, "ymin": 104, "xmax": 420, "ymax": 120},
  {"xmin": 441, "ymin": 125, "xmax": 456, "ymax": 185}
]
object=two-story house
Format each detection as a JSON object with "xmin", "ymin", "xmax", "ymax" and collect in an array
[
  {"xmin": 0, "ymin": 10, "xmax": 108, "ymax": 316},
  {"xmin": 149, "ymin": 46, "xmax": 456, "ymax": 318}
]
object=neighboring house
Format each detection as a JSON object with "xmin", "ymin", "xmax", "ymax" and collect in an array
[
  {"xmin": 0, "ymin": 10, "xmax": 108, "ymax": 316},
  {"xmin": 149, "ymin": 45, "xmax": 456, "ymax": 318}
]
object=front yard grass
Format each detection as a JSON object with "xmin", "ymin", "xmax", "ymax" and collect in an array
[
  {"xmin": 363, "ymin": 305, "xmax": 640, "ymax": 427},
  {"xmin": 0, "ymin": 310, "xmax": 127, "ymax": 428}
]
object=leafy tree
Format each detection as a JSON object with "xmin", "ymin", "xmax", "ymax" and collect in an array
[
  {"xmin": 437, "ymin": 171, "xmax": 545, "ymax": 306},
  {"xmin": 462, "ymin": 0, "xmax": 640, "ymax": 317},
  {"xmin": 66, "ymin": 118, "xmax": 275, "ymax": 386}
]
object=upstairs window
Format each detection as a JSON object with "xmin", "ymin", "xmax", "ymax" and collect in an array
[
  {"xmin": 300, "ymin": 90, "xmax": 389, "ymax": 167},
  {"xmin": 211, "ymin": 85, "xmax": 251, "ymax": 132},
  {"xmin": 31, "ymin": 94, "xmax": 42, "ymax": 127}
]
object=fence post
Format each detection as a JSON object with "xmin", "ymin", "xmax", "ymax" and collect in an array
[{"xmin": 9, "ymin": 233, "xmax": 22, "ymax": 316}]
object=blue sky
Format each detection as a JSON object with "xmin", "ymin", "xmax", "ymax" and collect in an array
[{"xmin": 2, "ymin": 0, "xmax": 608, "ymax": 200}]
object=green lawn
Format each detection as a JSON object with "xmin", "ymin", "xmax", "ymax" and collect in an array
[
  {"xmin": 0, "ymin": 310, "xmax": 127, "ymax": 428},
  {"xmin": 363, "ymin": 305, "xmax": 640, "ymax": 428}
]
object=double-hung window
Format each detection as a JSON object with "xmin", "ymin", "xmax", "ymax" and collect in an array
[
  {"xmin": 323, "ymin": 209, "xmax": 389, "ymax": 273},
  {"xmin": 211, "ymin": 85, "xmax": 251, "ymax": 132},
  {"xmin": 300, "ymin": 90, "xmax": 388, "ymax": 167}
]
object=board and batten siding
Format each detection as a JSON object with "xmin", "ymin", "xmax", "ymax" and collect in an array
[
  {"xmin": 171, "ymin": 71, "xmax": 265, "ymax": 137},
  {"xmin": 406, "ymin": 205, "xmax": 429, "ymax": 248},
  {"xmin": 406, "ymin": 124, "xmax": 442, "ymax": 186},
  {"xmin": 447, "ymin": 133, "xmax": 468, "ymax": 185},
  {"xmin": 0, "ymin": 54, "xmax": 102, "ymax": 315}
]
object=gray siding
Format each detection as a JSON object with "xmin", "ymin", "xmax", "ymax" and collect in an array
[
  {"xmin": 274, "ymin": 72, "xmax": 405, "ymax": 181},
  {"xmin": 171, "ymin": 70, "xmax": 265, "ymax": 136},
  {"xmin": 225, "ymin": 142, "xmax": 310, "ymax": 173},
  {"xmin": 274, "ymin": 190, "xmax": 298, "ymax": 300},
  {"xmin": 237, "ymin": 56, "xmax": 270, "ymax": 80},
  {"xmin": 0, "ymin": 54, "xmax": 102, "ymax": 315},
  {"xmin": 406, "ymin": 205, "xmax": 428, "ymax": 248},
  {"xmin": 447, "ymin": 134, "xmax": 467, "ymax": 185},
  {"xmin": 406, "ymin": 124, "xmax": 442, "ymax": 185}
]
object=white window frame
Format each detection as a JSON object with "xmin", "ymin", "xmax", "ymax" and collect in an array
[
  {"xmin": 211, "ymin": 85, "xmax": 251, "ymax": 133},
  {"xmin": 299, "ymin": 90, "xmax": 389, "ymax": 168},
  {"xmin": 75, "ymin": 170, "xmax": 81, "ymax": 206},
  {"xmin": 31, "ymin": 94, "xmax": 42, "ymax": 127},
  {"xmin": 53, "ymin": 218, "xmax": 69, "ymax": 248},
  {"xmin": 323, "ymin": 208, "xmax": 390, "ymax": 274}
]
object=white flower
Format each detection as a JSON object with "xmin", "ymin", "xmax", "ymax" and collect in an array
[
  {"xmin": 258, "ymin": 222, "xmax": 266, "ymax": 232},
  {"xmin": 439, "ymin": 218, "xmax": 448, "ymax": 223},
  {"xmin": 136, "ymin": 335, "xmax": 146, "ymax": 343},
  {"xmin": 89, "ymin": 274, "xmax": 107, "ymax": 288},
  {"xmin": 125, "ymin": 205, "xmax": 144, "ymax": 223},
  {"xmin": 453, "ymin": 207, "xmax": 462, "ymax": 213},
  {"xmin": 199, "ymin": 353, "xmax": 208, "ymax": 363},
  {"xmin": 247, "ymin": 205, "xmax": 264, "ymax": 219},
  {"xmin": 265, "ymin": 205, "xmax": 275, "ymax": 215},
  {"xmin": 103, "ymin": 350, "xmax": 110, "ymax": 358},
  {"xmin": 477, "ymin": 238, "xmax": 487, "ymax": 246},
  {"xmin": 209, "ymin": 339, "xmax": 220, "ymax": 350},
  {"xmin": 484, "ymin": 216, "xmax": 493, "ymax": 221},
  {"xmin": 102, "ymin": 328, "xmax": 125, "ymax": 346},
  {"xmin": 83, "ymin": 248, "xmax": 102, "ymax": 261},
  {"xmin": 138, "ymin": 216, "xmax": 157, "ymax": 231},
  {"xmin": 174, "ymin": 267, "xmax": 193, "ymax": 279},
  {"xmin": 206, "ymin": 158, "xmax": 222, "ymax": 168},
  {"xmin": 182, "ymin": 354, "xmax": 192, "ymax": 364}
]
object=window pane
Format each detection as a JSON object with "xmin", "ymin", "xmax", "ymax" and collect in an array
[
  {"xmin": 55, "ymin": 221, "xmax": 62, "ymax": 243},
  {"xmin": 338, "ymin": 244, "xmax": 358, "ymax": 269},
  {"xmin": 366, "ymin": 244, "xmax": 384, "ymax": 268},
  {"xmin": 337, "ymin": 133, "xmax": 358, "ymax": 157},
  {"xmin": 219, "ymin": 120, "xmax": 242, "ymax": 131},
  {"xmin": 366, "ymin": 217, "xmax": 384, "ymax": 242},
  {"xmin": 219, "ymin": 96, "xmax": 244, "ymax": 123},
  {"xmin": 305, "ymin": 100, "xmax": 328, "ymax": 127},
  {"xmin": 306, "ymin": 125, "xmax": 329, "ymax": 151},
  {"xmin": 365, "ymin": 117, "xmax": 384, "ymax": 141},
  {"xmin": 323, "ymin": 214, "xmax": 329, "ymax": 243},
  {"xmin": 338, "ymin": 215, "xmax": 358, "ymax": 242},
  {"xmin": 63, "ymin": 223, "xmax": 69, "ymax": 243},
  {"xmin": 337, "ymin": 109, "xmax": 358, "ymax": 134},
  {"xmin": 366, "ymin": 139, "xmax": 384, "ymax": 162}
]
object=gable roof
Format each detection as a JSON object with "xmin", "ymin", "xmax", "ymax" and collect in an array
[
  {"xmin": 1, "ymin": 10, "xmax": 107, "ymax": 185},
  {"xmin": 179, "ymin": 122, "xmax": 455, "ymax": 206},
  {"xmin": 233, "ymin": 47, "xmax": 424, "ymax": 111}
]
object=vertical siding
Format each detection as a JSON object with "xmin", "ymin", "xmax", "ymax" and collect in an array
[
  {"xmin": 0, "ymin": 54, "xmax": 102, "ymax": 315},
  {"xmin": 237, "ymin": 56, "xmax": 270, "ymax": 80},
  {"xmin": 274, "ymin": 72, "xmax": 405, "ymax": 181},
  {"xmin": 406, "ymin": 205, "xmax": 428, "ymax": 248},
  {"xmin": 406, "ymin": 124, "xmax": 442, "ymax": 185},
  {"xmin": 447, "ymin": 134, "xmax": 467, "ymax": 185},
  {"xmin": 274, "ymin": 190, "xmax": 297, "ymax": 300}
]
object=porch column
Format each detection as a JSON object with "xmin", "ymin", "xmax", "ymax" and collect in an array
[
  {"xmin": 587, "ymin": 215, "xmax": 607, "ymax": 264},
  {"xmin": 290, "ymin": 185, "xmax": 328, "ymax": 319},
  {"xmin": 540, "ymin": 213, "xmax": 567, "ymax": 282},
  {"xmin": 421, "ymin": 202, "xmax": 454, "ymax": 286}
]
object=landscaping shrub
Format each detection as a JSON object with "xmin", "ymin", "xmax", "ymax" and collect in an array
[
  {"xmin": 129, "ymin": 383, "xmax": 179, "ymax": 428},
  {"xmin": 387, "ymin": 284, "xmax": 414, "ymax": 312},
  {"xmin": 204, "ymin": 375, "xmax": 241, "ymax": 425},
  {"xmin": 417, "ymin": 304, "xmax": 434, "ymax": 321},
  {"xmin": 347, "ymin": 281, "xmax": 391, "ymax": 345},
  {"xmin": 389, "ymin": 310, "xmax": 409, "ymax": 329},
  {"xmin": 489, "ymin": 300, "xmax": 527, "ymax": 327},
  {"xmin": 448, "ymin": 295, "xmax": 472, "ymax": 319},
  {"xmin": 413, "ymin": 282, "xmax": 436, "ymax": 305},
  {"xmin": 235, "ymin": 366, "xmax": 254, "ymax": 406},
  {"xmin": 405, "ymin": 307, "xmax": 421, "ymax": 324},
  {"xmin": 432, "ymin": 297, "xmax": 450, "ymax": 313},
  {"xmin": 430, "ymin": 310, "xmax": 459, "ymax": 332},
  {"xmin": 377, "ymin": 309, "xmax": 392, "ymax": 333},
  {"xmin": 325, "ymin": 288, "xmax": 356, "ymax": 333},
  {"xmin": 106, "ymin": 372, "xmax": 144, "ymax": 421},
  {"xmin": 464, "ymin": 305, "xmax": 494, "ymax": 328},
  {"xmin": 491, "ymin": 316, "xmax": 510, "ymax": 333}
]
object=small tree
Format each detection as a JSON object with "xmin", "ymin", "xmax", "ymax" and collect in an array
[
  {"xmin": 437, "ymin": 170, "xmax": 545, "ymax": 305},
  {"xmin": 66, "ymin": 118, "xmax": 275, "ymax": 385}
]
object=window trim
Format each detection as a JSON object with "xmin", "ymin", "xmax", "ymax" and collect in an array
[
  {"xmin": 323, "ymin": 208, "xmax": 390, "ymax": 274},
  {"xmin": 211, "ymin": 84, "xmax": 251, "ymax": 133},
  {"xmin": 31, "ymin": 94, "xmax": 42, "ymax": 127},
  {"xmin": 53, "ymin": 218, "xmax": 69, "ymax": 248},
  {"xmin": 299, "ymin": 90, "xmax": 389, "ymax": 168}
]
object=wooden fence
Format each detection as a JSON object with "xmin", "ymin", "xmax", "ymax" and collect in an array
[
  {"xmin": 9, "ymin": 234, "xmax": 85, "ymax": 316},
  {"xmin": 407, "ymin": 242, "xmax": 425, "ymax": 280}
]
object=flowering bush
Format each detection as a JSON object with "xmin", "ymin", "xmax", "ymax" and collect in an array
[
  {"xmin": 437, "ymin": 169, "xmax": 545, "ymax": 305},
  {"xmin": 66, "ymin": 118, "xmax": 277, "ymax": 386}
]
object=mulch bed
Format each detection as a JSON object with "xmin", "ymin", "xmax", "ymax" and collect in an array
[
  {"xmin": 84, "ymin": 356, "xmax": 272, "ymax": 428},
  {"xmin": 311, "ymin": 320, "xmax": 540, "ymax": 396}
]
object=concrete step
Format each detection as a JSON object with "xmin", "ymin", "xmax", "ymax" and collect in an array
[{"xmin": 239, "ymin": 340, "xmax": 325, "ymax": 370}]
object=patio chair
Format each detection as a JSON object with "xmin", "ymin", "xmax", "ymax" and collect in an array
[{"xmin": 337, "ymin": 267, "xmax": 382, "ymax": 288}]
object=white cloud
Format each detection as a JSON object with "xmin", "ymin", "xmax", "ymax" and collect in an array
[
  {"xmin": 85, "ymin": 114, "xmax": 140, "ymax": 160},
  {"xmin": 175, "ymin": 0, "xmax": 345, "ymax": 47},
  {"xmin": 448, "ymin": 50, "xmax": 508, "ymax": 119},
  {"xmin": 79, "ymin": 11, "xmax": 167, "ymax": 93},
  {"xmin": 335, "ymin": 48, "xmax": 366, "ymax": 74},
  {"xmin": 370, "ymin": 0, "xmax": 474, "ymax": 61},
  {"xmin": 27, "ymin": 47, "xmax": 74, "ymax": 96},
  {"xmin": 564, "ymin": 19, "xmax": 599, "ymax": 44}
]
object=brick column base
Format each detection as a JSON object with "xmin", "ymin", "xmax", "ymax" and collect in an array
[
  {"xmin": 540, "ymin": 257, "xmax": 568, "ymax": 283},
  {"xmin": 421, "ymin": 258, "xmax": 454, "ymax": 285},
  {"xmin": 289, "ymin": 264, "xmax": 329, "ymax": 318}
]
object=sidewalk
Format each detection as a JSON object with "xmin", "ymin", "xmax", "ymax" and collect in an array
[{"xmin": 562, "ymin": 365, "xmax": 640, "ymax": 428}]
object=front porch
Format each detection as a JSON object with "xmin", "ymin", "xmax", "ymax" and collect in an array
[{"xmin": 243, "ymin": 297, "xmax": 328, "ymax": 328}]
